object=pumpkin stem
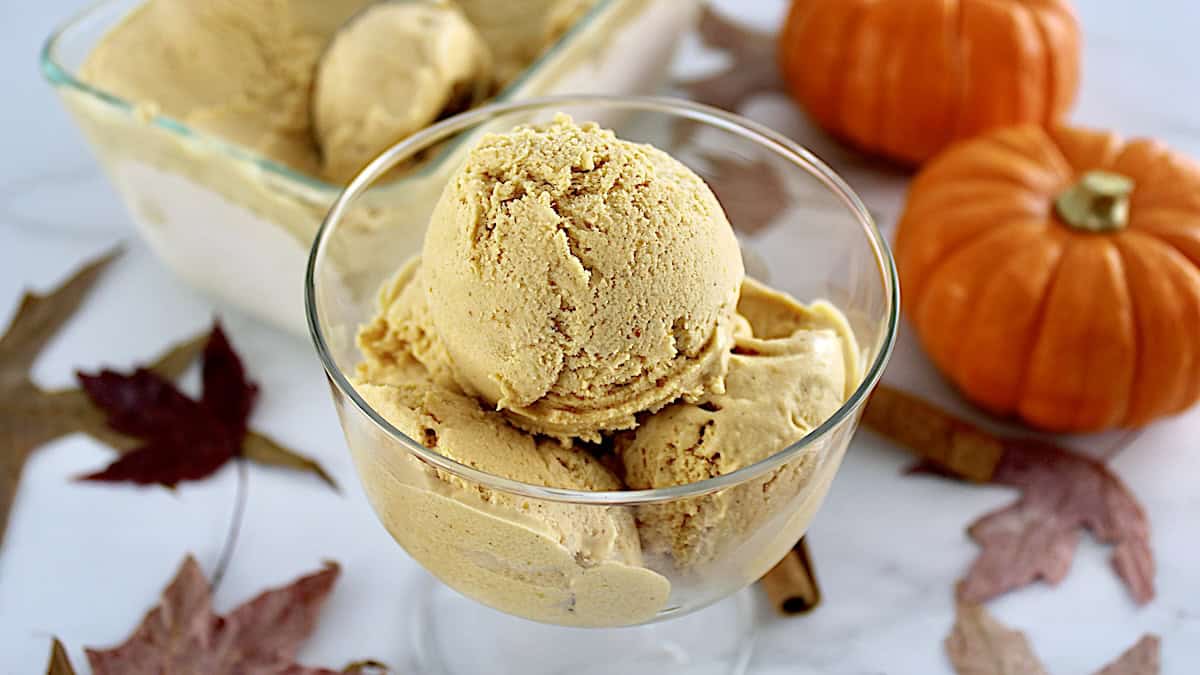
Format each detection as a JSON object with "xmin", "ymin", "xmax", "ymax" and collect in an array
[{"xmin": 1055, "ymin": 171, "xmax": 1135, "ymax": 233}]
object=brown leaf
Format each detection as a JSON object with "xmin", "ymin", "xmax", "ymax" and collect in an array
[
  {"xmin": 698, "ymin": 154, "xmax": 788, "ymax": 236},
  {"xmin": 342, "ymin": 661, "xmax": 390, "ymax": 674},
  {"xmin": 85, "ymin": 555, "xmax": 348, "ymax": 675},
  {"xmin": 146, "ymin": 333, "xmax": 208, "ymax": 381},
  {"xmin": 676, "ymin": 7, "xmax": 782, "ymax": 113},
  {"xmin": 45, "ymin": 638, "xmax": 77, "ymax": 675},
  {"xmin": 960, "ymin": 440, "xmax": 1154, "ymax": 606},
  {"xmin": 0, "ymin": 250, "xmax": 121, "ymax": 548},
  {"xmin": 864, "ymin": 386, "xmax": 1154, "ymax": 605},
  {"xmin": 946, "ymin": 603, "xmax": 1048, "ymax": 675},
  {"xmin": 1094, "ymin": 635, "xmax": 1161, "ymax": 675},
  {"xmin": 243, "ymin": 431, "xmax": 339, "ymax": 491},
  {"xmin": 946, "ymin": 604, "xmax": 1160, "ymax": 675},
  {"xmin": 0, "ymin": 247, "xmax": 120, "ymax": 392}
]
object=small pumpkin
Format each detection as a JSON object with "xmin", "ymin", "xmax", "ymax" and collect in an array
[
  {"xmin": 896, "ymin": 125, "xmax": 1200, "ymax": 432},
  {"xmin": 778, "ymin": 0, "xmax": 1082, "ymax": 165}
]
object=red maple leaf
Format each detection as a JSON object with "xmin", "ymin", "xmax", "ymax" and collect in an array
[
  {"xmin": 85, "ymin": 556, "xmax": 345, "ymax": 675},
  {"xmin": 76, "ymin": 323, "xmax": 257, "ymax": 487}
]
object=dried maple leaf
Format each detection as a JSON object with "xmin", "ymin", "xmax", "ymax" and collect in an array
[
  {"xmin": 699, "ymin": 154, "xmax": 788, "ymax": 236},
  {"xmin": 83, "ymin": 555, "xmax": 358, "ymax": 674},
  {"xmin": 676, "ymin": 7, "xmax": 782, "ymax": 113},
  {"xmin": 946, "ymin": 603, "xmax": 1160, "ymax": 675},
  {"xmin": 960, "ymin": 440, "xmax": 1154, "ymax": 606},
  {"xmin": 201, "ymin": 324, "xmax": 258, "ymax": 437},
  {"xmin": 864, "ymin": 385, "xmax": 1154, "ymax": 606},
  {"xmin": 1094, "ymin": 636, "xmax": 1161, "ymax": 675},
  {"xmin": 946, "ymin": 603, "xmax": 1047, "ymax": 675},
  {"xmin": 45, "ymin": 638, "xmax": 76, "ymax": 675},
  {"xmin": 0, "ymin": 251, "xmax": 336, "ymax": 551},
  {"xmin": 77, "ymin": 322, "xmax": 258, "ymax": 486}
]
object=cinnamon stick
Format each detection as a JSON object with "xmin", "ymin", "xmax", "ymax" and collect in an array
[
  {"xmin": 761, "ymin": 537, "xmax": 821, "ymax": 615},
  {"xmin": 862, "ymin": 385, "xmax": 1004, "ymax": 483},
  {"xmin": 761, "ymin": 386, "xmax": 1009, "ymax": 616}
]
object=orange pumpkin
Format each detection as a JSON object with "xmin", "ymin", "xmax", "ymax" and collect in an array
[
  {"xmin": 896, "ymin": 125, "xmax": 1200, "ymax": 432},
  {"xmin": 778, "ymin": 0, "xmax": 1082, "ymax": 165}
]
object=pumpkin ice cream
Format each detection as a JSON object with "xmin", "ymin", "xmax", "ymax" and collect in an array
[
  {"xmin": 352, "ymin": 116, "xmax": 860, "ymax": 625},
  {"xmin": 420, "ymin": 115, "xmax": 744, "ymax": 441},
  {"xmin": 79, "ymin": 0, "xmax": 374, "ymax": 177},
  {"xmin": 312, "ymin": 2, "xmax": 493, "ymax": 184},
  {"xmin": 617, "ymin": 279, "xmax": 861, "ymax": 571}
]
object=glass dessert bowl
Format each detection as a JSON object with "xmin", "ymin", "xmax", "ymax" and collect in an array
[{"xmin": 307, "ymin": 96, "xmax": 898, "ymax": 674}]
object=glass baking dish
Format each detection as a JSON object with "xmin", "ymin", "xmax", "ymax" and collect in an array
[{"xmin": 42, "ymin": 0, "xmax": 699, "ymax": 336}]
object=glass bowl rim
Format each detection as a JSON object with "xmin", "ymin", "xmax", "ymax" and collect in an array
[
  {"xmin": 38, "ymin": 0, "xmax": 620, "ymax": 197},
  {"xmin": 306, "ymin": 94, "xmax": 900, "ymax": 506}
]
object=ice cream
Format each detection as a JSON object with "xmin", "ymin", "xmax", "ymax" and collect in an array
[
  {"xmin": 353, "ymin": 366, "xmax": 670, "ymax": 626},
  {"xmin": 79, "ymin": 0, "xmax": 374, "ymax": 177},
  {"xmin": 454, "ymin": 0, "xmax": 599, "ymax": 85},
  {"xmin": 349, "ymin": 116, "xmax": 862, "ymax": 625},
  {"xmin": 312, "ymin": 2, "xmax": 494, "ymax": 184},
  {"xmin": 78, "ymin": 0, "xmax": 603, "ymax": 184},
  {"xmin": 353, "ymin": 256, "xmax": 673, "ymax": 626},
  {"xmin": 60, "ymin": 0, "xmax": 698, "ymax": 335},
  {"xmin": 420, "ymin": 115, "xmax": 745, "ymax": 441},
  {"xmin": 617, "ymin": 278, "xmax": 861, "ymax": 570}
]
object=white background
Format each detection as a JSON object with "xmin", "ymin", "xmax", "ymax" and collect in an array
[{"xmin": 2, "ymin": 1, "xmax": 1198, "ymax": 673}]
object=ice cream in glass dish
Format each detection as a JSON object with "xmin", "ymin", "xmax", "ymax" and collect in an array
[{"xmin": 308, "ymin": 97, "xmax": 898, "ymax": 674}]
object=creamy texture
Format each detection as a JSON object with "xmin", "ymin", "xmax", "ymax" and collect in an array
[
  {"xmin": 313, "ymin": 2, "xmax": 493, "ymax": 184},
  {"xmin": 454, "ymin": 0, "xmax": 598, "ymax": 85},
  {"xmin": 80, "ymin": 0, "xmax": 373, "ymax": 177},
  {"xmin": 422, "ymin": 115, "xmax": 745, "ymax": 441},
  {"xmin": 617, "ymin": 278, "xmax": 861, "ymax": 570},
  {"xmin": 353, "ymin": 309, "xmax": 670, "ymax": 626},
  {"xmin": 79, "ymin": 0, "xmax": 602, "ymax": 185}
]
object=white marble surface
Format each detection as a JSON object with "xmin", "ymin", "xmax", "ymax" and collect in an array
[{"xmin": 2, "ymin": 1, "xmax": 1199, "ymax": 673}]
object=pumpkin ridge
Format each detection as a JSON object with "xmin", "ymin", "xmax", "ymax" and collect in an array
[
  {"xmin": 1117, "ymin": 231, "xmax": 1200, "ymax": 415},
  {"xmin": 1018, "ymin": 1, "xmax": 1056, "ymax": 126},
  {"xmin": 1008, "ymin": 227, "xmax": 1070, "ymax": 417},
  {"xmin": 921, "ymin": 221, "xmax": 1053, "ymax": 375},
  {"xmin": 1110, "ymin": 238, "xmax": 1149, "ymax": 427},
  {"xmin": 836, "ymin": 1, "xmax": 884, "ymax": 154},
  {"xmin": 827, "ymin": 1, "xmax": 868, "ymax": 136},
  {"xmin": 958, "ymin": 226, "xmax": 1067, "ymax": 411},
  {"xmin": 865, "ymin": 3, "xmax": 895, "ymax": 157},
  {"xmin": 1027, "ymin": 2, "xmax": 1076, "ymax": 124},
  {"xmin": 900, "ymin": 186, "xmax": 1054, "ymax": 303},
  {"xmin": 877, "ymin": 0, "xmax": 906, "ymax": 154},
  {"xmin": 949, "ymin": 0, "xmax": 967, "ymax": 139},
  {"xmin": 1007, "ymin": 0, "xmax": 1052, "ymax": 126},
  {"xmin": 987, "ymin": 126, "xmax": 1074, "ymax": 183},
  {"xmin": 1126, "ymin": 215, "xmax": 1200, "ymax": 268},
  {"xmin": 1018, "ymin": 237, "xmax": 1135, "ymax": 429},
  {"xmin": 1050, "ymin": 126, "xmax": 1125, "ymax": 175}
]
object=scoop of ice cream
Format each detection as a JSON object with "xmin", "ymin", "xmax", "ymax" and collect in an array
[
  {"xmin": 453, "ymin": 0, "xmax": 597, "ymax": 85},
  {"xmin": 617, "ymin": 278, "xmax": 859, "ymax": 570},
  {"xmin": 352, "ymin": 330, "xmax": 670, "ymax": 626},
  {"xmin": 313, "ymin": 2, "xmax": 493, "ymax": 184},
  {"xmin": 80, "ymin": 0, "xmax": 373, "ymax": 177},
  {"xmin": 422, "ymin": 115, "xmax": 745, "ymax": 441}
]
